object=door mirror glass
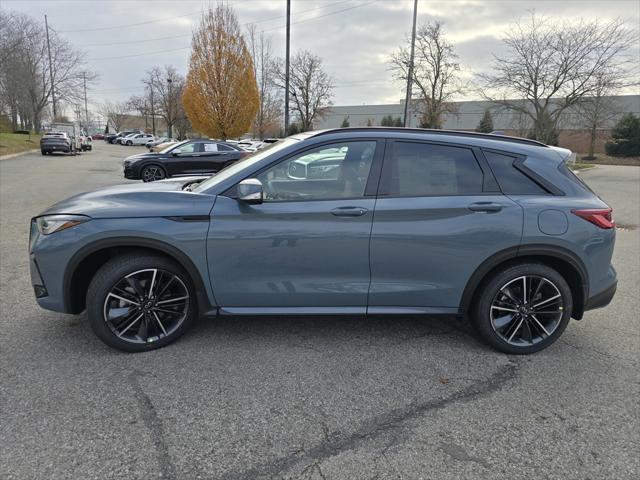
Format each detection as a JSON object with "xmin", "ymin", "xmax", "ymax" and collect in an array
[{"xmin": 237, "ymin": 178, "xmax": 263, "ymax": 204}]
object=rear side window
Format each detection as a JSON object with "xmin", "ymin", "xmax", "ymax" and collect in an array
[
  {"xmin": 483, "ymin": 151, "xmax": 546, "ymax": 194},
  {"xmin": 387, "ymin": 142, "xmax": 483, "ymax": 196}
]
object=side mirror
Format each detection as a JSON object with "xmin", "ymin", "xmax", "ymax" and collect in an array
[
  {"xmin": 171, "ymin": 151, "xmax": 179, "ymax": 156},
  {"xmin": 237, "ymin": 178, "xmax": 263, "ymax": 204}
]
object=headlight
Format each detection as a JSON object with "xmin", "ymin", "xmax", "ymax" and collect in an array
[{"xmin": 36, "ymin": 215, "xmax": 90, "ymax": 235}]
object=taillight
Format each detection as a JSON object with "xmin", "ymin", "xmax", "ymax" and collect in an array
[{"xmin": 571, "ymin": 208, "xmax": 615, "ymax": 229}]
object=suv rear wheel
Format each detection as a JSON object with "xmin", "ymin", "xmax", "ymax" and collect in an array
[
  {"xmin": 86, "ymin": 254, "xmax": 196, "ymax": 352},
  {"xmin": 472, "ymin": 263, "xmax": 572, "ymax": 354}
]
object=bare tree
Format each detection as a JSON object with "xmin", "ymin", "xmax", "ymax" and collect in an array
[
  {"xmin": 275, "ymin": 50, "xmax": 333, "ymax": 132},
  {"xmin": 127, "ymin": 93, "xmax": 151, "ymax": 131},
  {"xmin": 143, "ymin": 66, "xmax": 184, "ymax": 138},
  {"xmin": 389, "ymin": 21, "xmax": 462, "ymax": 129},
  {"xmin": 0, "ymin": 11, "xmax": 95, "ymax": 132},
  {"xmin": 246, "ymin": 25, "xmax": 282, "ymax": 139},
  {"xmin": 98, "ymin": 100, "xmax": 130, "ymax": 132},
  {"xmin": 479, "ymin": 13, "xmax": 636, "ymax": 144},
  {"xmin": 573, "ymin": 73, "xmax": 624, "ymax": 159}
]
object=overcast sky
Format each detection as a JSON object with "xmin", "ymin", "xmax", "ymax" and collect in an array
[{"xmin": 3, "ymin": 0, "xmax": 639, "ymax": 117}]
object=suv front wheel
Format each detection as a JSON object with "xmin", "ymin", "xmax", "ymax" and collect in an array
[
  {"xmin": 86, "ymin": 253, "xmax": 196, "ymax": 352},
  {"xmin": 472, "ymin": 263, "xmax": 573, "ymax": 354}
]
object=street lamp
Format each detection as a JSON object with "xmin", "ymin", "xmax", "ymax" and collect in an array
[{"xmin": 167, "ymin": 78, "xmax": 173, "ymax": 138}]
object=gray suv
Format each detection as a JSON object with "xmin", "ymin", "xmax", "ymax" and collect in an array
[{"xmin": 29, "ymin": 128, "xmax": 617, "ymax": 354}]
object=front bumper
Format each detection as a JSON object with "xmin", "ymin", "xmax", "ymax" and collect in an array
[{"xmin": 123, "ymin": 164, "xmax": 139, "ymax": 179}]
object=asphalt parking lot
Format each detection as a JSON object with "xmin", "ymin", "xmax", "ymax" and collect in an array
[{"xmin": 1, "ymin": 143, "xmax": 638, "ymax": 480}]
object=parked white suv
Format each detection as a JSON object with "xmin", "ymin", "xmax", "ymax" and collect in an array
[{"xmin": 125, "ymin": 133, "xmax": 155, "ymax": 146}]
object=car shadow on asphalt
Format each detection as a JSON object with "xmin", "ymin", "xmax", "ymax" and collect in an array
[
  {"xmin": 53, "ymin": 311, "xmax": 485, "ymax": 355},
  {"xmin": 183, "ymin": 313, "xmax": 483, "ymax": 350}
]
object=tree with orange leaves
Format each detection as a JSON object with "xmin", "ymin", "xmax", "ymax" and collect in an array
[{"xmin": 182, "ymin": 5, "xmax": 259, "ymax": 140}]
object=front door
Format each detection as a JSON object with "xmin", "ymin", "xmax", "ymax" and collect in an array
[
  {"xmin": 207, "ymin": 140, "xmax": 382, "ymax": 313},
  {"xmin": 368, "ymin": 140, "xmax": 523, "ymax": 312},
  {"xmin": 166, "ymin": 142, "xmax": 203, "ymax": 175}
]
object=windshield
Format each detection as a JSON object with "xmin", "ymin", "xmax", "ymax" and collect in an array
[
  {"xmin": 159, "ymin": 140, "xmax": 188, "ymax": 154},
  {"xmin": 193, "ymin": 138, "xmax": 300, "ymax": 192}
]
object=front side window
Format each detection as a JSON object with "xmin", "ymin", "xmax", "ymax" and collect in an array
[
  {"xmin": 387, "ymin": 142, "xmax": 483, "ymax": 196},
  {"xmin": 173, "ymin": 142, "xmax": 197, "ymax": 154},
  {"xmin": 256, "ymin": 141, "xmax": 376, "ymax": 201}
]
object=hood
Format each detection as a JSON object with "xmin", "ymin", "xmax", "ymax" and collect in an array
[
  {"xmin": 39, "ymin": 178, "xmax": 215, "ymax": 219},
  {"xmin": 124, "ymin": 151, "xmax": 163, "ymax": 162}
]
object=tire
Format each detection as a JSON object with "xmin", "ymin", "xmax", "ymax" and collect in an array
[
  {"xmin": 126, "ymin": 140, "xmax": 133, "ymax": 146},
  {"xmin": 141, "ymin": 164, "xmax": 166, "ymax": 182},
  {"xmin": 472, "ymin": 263, "xmax": 573, "ymax": 354},
  {"xmin": 86, "ymin": 253, "xmax": 196, "ymax": 352},
  {"xmin": 41, "ymin": 150, "xmax": 46, "ymax": 155}
]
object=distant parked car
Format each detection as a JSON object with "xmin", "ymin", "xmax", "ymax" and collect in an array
[
  {"xmin": 91, "ymin": 133, "xmax": 105, "ymax": 140},
  {"xmin": 40, "ymin": 132, "xmax": 72, "ymax": 155},
  {"xmin": 150, "ymin": 141, "xmax": 178, "ymax": 152},
  {"xmin": 108, "ymin": 131, "xmax": 140, "ymax": 144},
  {"xmin": 117, "ymin": 133, "xmax": 141, "ymax": 145},
  {"xmin": 122, "ymin": 139, "xmax": 247, "ymax": 182},
  {"xmin": 146, "ymin": 137, "xmax": 175, "ymax": 150},
  {"xmin": 78, "ymin": 132, "xmax": 92, "ymax": 151},
  {"xmin": 238, "ymin": 140, "xmax": 264, "ymax": 152},
  {"xmin": 124, "ymin": 133, "xmax": 155, "ymax": 146}
]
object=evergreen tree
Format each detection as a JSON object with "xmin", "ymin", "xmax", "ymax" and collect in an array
[{"xmin": 476, "ymin": 109, "xmax": 494, "ymax": 133}]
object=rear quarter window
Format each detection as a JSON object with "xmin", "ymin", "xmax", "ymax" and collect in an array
[{"xmin": 483, "ymin": 151, "xmax": 547, "ymax": 195}]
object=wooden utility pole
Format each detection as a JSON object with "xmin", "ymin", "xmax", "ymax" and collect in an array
[
  {"xmin": 284, "ymin": 0, "xmax": 291, "ymax": 134},
  {"xmin": 44, "ymin": 15, "xmax": 57, "ymax": 119},
  {"xmin": 403, "ymin": 0, "xmax": 418, "ymax": 128}
]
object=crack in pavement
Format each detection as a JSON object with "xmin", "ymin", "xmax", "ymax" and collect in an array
[
  {"xmin": 220, "ymin": 359, "xmax": 519, "ymax": 480},
  {"xmin": 128, "ymin": 370, "xmax": 177, "ymax": 480}
]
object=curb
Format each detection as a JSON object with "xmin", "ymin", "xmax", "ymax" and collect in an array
[{"xmin": 0, "ymin": 149, "xmax": 39, "ymax": 161}]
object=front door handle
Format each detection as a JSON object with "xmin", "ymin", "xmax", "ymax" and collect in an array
[
  {"xmin": 468, "ymin": 202, "xmax": 503, "ymax": 213},
  {"xmin": 331, "ymin": 206, "xmax": 368, "ymax": 217}
]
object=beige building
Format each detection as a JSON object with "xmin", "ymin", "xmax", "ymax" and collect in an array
[{"xmin": 315, "ymin": 95, "xmax": 640, "ymax": 154}]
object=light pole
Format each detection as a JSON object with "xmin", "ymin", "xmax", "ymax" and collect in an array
[
  {"xmin": 166, "ymin": 78, "xmax": 173, "ymax": 138},
  {"xmin": 44, "ymin": 15, "xmax": 57, "ymax": 120},
  {"xmin": 403, "ymin": 0, "xmax": 418, "ymax": 128},
  {"xmin": 284, "ymin": 0, "xmax": 291, "ymax": 135}
]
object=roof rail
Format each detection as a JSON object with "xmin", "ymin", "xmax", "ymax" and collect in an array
[{"xmin": 312, "ymin": 127, "xmax": 548, "ymax": 148}]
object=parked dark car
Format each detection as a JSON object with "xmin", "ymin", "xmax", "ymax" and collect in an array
[
  {"xmin": 40, "ymin": 132, "xmax": 72, "ymax": 155},
  {"xmin": 122, "ymin": 139, "xmax": 248, "ymax": 182},
  {"xmin": 91, "ymin": 133, "xmax": 105, "ymax": 140},
  {"xmin": 30, "ymin": 128, "xmax": 617, "ymax": 353},
  {"xmin": 106, "ymin": 131, "xmax": 140, "ymax": 144}
]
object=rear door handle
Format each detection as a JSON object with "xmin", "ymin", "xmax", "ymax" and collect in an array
[
  {"xmin": 331, "ymin": 206, "xmax": 368, "ymax": 217},
  {"xmin": 468, "ymin": 202, "xmax": 503, "ymax": 213}
]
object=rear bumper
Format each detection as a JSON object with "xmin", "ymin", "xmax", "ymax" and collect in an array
[
  {"xmin": 584, "ymin": 280, "xmax": 617, "ymax": 311},
  {"xmin": 41, "ymin": 145, "xmax": 71, "ymax": 153}
]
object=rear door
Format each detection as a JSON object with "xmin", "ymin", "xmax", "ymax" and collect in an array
[
  {"xmin": 198, "ymin": 142, "xmax": 236, "ymax": 173},
  {"xmin": 368, "ymin": 140, "xmax": 523, "ymax": 313}
]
